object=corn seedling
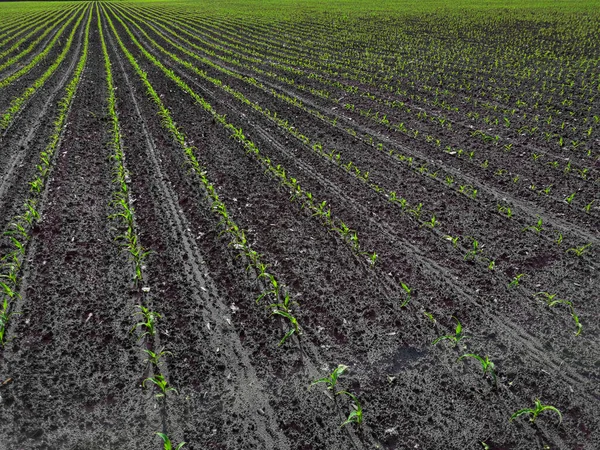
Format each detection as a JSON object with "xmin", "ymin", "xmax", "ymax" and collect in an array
[
  {"xmin": 554, "ymin": 231, "xmax": 563, "ymax": 245},
  {"xmin": 422, "ymin": 214, "xmax": 438, "ymax": 229},
  {"xmin": 271, "ymin": 309, "xmax": 300, "ymax": 346},
  {"xmin": 583, "ymin": 200, "xmax": 594, "ymax": 214},
  {"xmin": 523, "ymin": 216, "xmax": 543, "ymax": 233},
  {"xmin": 0, "ymin": 303, "xmax": 20, "ymax": 346},
  {"xmin": 338, "ymin": 391, "xmax": 363, "ymax": 427},
  {"xmin": 399, "ymin": 281, "xmax": 411, "ymax": 307},
  {"xmin": 536, "ymin": 293, "xmax": 582, "ymax": 336},
  {"xmin": 143, "ymin": 374, "xmax": 177, "ymax": 398},
  {"xmin": 565, "ymin": 192, "xmax": 576, "ymax": 205},
  {"xmin": 131, "ymin": 305, "xmax": 161, "ymax": 340},
  {"xmin": 444, "ymin": 235, "xmax": 459, "ymax": 248},
  {"xmin": 464, "ymin": 238, "xmax": 481, "ymax": 261},
  {"xmin": 565, "ymin": 242, "xmax": 591, "ymax": 257},
  {"xmin": 156, "ymin": 433, "xmax": 186, "ymax": 450},
  {"xmin": 432, "ymin": 316, "xmax": 468, "ymax": 346},
  {"xmin": 311, "ymin": 364, "xmax": 347, "ymax": 391},
  {"xmin": 508, "ymin": 273, "xmax": 526, "ymax": 288},
  {"xmin": 143, "ymin": 347, "xmax": 173, "ymax": 366},
  {"xmin": 457, "ymin": 354, "xmax": 497, "ymax": 386},
  {"xmin": 256, "ymin": 274, "xmax": 281, "ymax": 304},
  {"xmin": 510, "ymin": 399, "xmax": 562, "ymax": 425}
]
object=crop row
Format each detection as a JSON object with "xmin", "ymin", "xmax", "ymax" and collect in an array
[
  {"xmin": 0, "ymin": 4, "xmax": 91, "ymax": 346},
  {"xmin": 107, "ymin": 2, "xmax": 595, "ymax": 325},
  {"xmin": 100, "ymin": 4, "xmax": 591, "ymax": 443}
]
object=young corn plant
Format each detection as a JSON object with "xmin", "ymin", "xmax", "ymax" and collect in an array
[
  {"xmin": 566, "ymin": 243, "xmax": 591, "ymax": 257},
  {"xmin": 143, "ymin": 347, "xmax": 173, "ymax": 366},
  {"xmin": 131, "ymin": 305, "xmax": 161, "ymax": 341},
  {"xmin": 510, "ymin": 399, "xmax": 562, "ymax": 425},
  {"xmin": 338, "ymin": 391, "xmax": 363, "ymax": 427},
  {"xmin": 536, "ymin": 293, "xmax": 582, "ymax": 336},
  {"xmin": 311, "ymin": 364, "xmax": 348, "ymax": 392},
  {"xmin": 564, "ymin": 192, "xmax": 576, "ymax": 205},
  {"xmin": 143, "ymin": 374, "xmax": 177, "ymax": 398},
  {"xmin": 399, "ymin": 281, "xmax": 411, "ymax": 307},
  {"xmin": 508, "ymin": 273, "xmax": 526, "ymax": 289},
  {"xmin": 0, "ymin": 301, "xmax": 20, "ymax": 346},
  {"xmin": 271, "ymin": 308, "xmax": 300, "ymax": 347},
  {"xmin": 432, "ymin": 316, "xmax": 468, "ymax": 346},
  {"xmin": 523, "ymin": 216, "xmax": 544, "ymax": 233},
  {"xmin": 457, "ymin": 354, "xmax": 497, "ymax": 386},
  {"xmin": 422, "ymin": 214, "xmax": 438, "ymax": 229},
  {"xmin": 464, "ymin": 238, "xmax": 481, "ymax": 261},
  {"xmin": 444, "ymin": 235, "xmax": 460, "ymax": 248},
  {"xmin": 156, "ymin": 433, "xmax": 186, "ymax": 450}
]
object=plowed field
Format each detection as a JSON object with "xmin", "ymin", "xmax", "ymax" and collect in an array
[{"xmin": 0, "ymin": 1, "xmax": 598, "ymax": 449}]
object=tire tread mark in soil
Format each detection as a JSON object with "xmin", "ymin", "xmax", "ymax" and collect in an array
[
  {"xmin": 118, "ymin": 13, "xmax": 599, "ymax": 404},
  {"xmin": 103, "ymin": 11, "xmax": 289, "ymax": 449}
]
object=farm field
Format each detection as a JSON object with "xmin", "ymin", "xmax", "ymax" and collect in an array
[{"xmin": 0, "ymin": 0, "xmax": 598, "ymax": 448}]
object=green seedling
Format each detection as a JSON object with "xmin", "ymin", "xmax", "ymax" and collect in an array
[
  {"xmin": 0, "ymin": 303, "xmax": 20, "ymax": 346},
  {"xmin": 311, "ymin": 364, "xmax": 347, "ymax": 391},
  {"xmin": 409, "ymin": 203, "xmax": 423, "ymax": 218},
  {"xmin": 338, "ymin": 391, "xmax": 363, "ymax": 427},
  {"xmin": 508, "ymin": 273, "xmax": 526, "ymax": 288},
  {"xmin": 422, "ymin": 214, "xmax": 438, "ymax": 229},
  {"xmin": 554, "ymin": 231, "xmax": 563, "ymax": 245},
  {"xmin": 565, "ymin": 192, "xmax": 576, "ymax": 205},
  {"xmin": 143, "ymin": 347, "xmax": 173, "ymax": 366},
  {"xmin": 583, "ymin": 200, "xmax": 594, "ymax": 214},
  {"xmin": 487, "ymin": 260, "xmax": 496, "ymax": 270},
  {"xmin": 400, "ymin": 281, "xmax": 411, "ymax": 307},
  {"xmin": 444, "ymin": 235, "xmax": 459, "ymax": 248},
  {"xmin": 256, "ymin": 274, "xmax": 282, "ymax": 304},
  {"xmin": 130, "ymin": 305, "xmax": 161, "ymax": 340},
  {"xmin": 464, "ymin": 239, "xmax": 480, "ymax": 261},
  {"xmin": 143, "ymin": 374, "xmax": 177, "ymax": 398},
  {"xmin": 432, "ymin": 316, "xmax": 468, "ymax": 346},
  {"xmin": 156, "ymin": 432, "xmax": 186, "ymax": 450},
  {"xmin": 534, "ymin": 291, "xmax": 558, "ymax": 303},
  {"xmin": 423, "ymin": 311, "xmax": 436, "ymax": 323},
  {"xmin": 497, "ymin": 204, "xmax": 513, "ymax": 218},
  {"xmin": 366, "ymin": 252, "xmax": 378, "ymax": 267},
  {"xmin": 271, "ymin": 309, "xmax": 300, "ymax": 346},
  {"xmin": 457, "ymin": 354, "xmax": 497, "ymax": 386},
  {"xmin": 566, "ymin": 243, "xmax": 591, "ymax": 257},
  {"xmin": 510, "ymin": 399, "xmax": 562, "ymax": 425},
  {"xmin": 523, "ymin": 216, "xmax": 543, "ymax": 233}
]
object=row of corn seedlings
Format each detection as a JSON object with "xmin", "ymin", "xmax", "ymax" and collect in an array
[
  {"xmin": 119, "ymin": 5, "xmax": 598, "ymax": 229},
  {"xmin": 0, "ymin": 7, "xmax": 69, "ymax": 62},
  {"xmin": 164, "ymin": 9, "xmax": 598, "ymax": 176},
  {"xmin": 0, "ymin": 8, "xmax": 53, "ymax": 45},
  {"xmin": 171, "ymin": 9, "xmax": 596, "ymax": 188},
  {"xmin": 115, "ymin": 6, "xmax": 577, "ymax": 436},
  {"xmin": 118, "ymin": 5, "xmax": 593, "ymax": 303},
  {"xmin": 0, "ymin": 4, "xmax": 91, "ymax": 346},
  {"xmin": 114, "ymin": 4, "xmax": 590, "ymax": 340},
  {"xmin": 106, "ymin": 4, "xmax": 377, "ymax": 265},
  {"xmin": 0, "ymin": 4, "xmax": 84, "ymax": 89},
  {"xmin": 103, "ymin": 4, "xmax": 303, "ymax": 348},
  {"xmin": 97, "ymin": 7, "xmax": 183, "ymax": 449},
  {"xmin": 0, "ymin": 6, "xmax": 87, "ymax": 131}
]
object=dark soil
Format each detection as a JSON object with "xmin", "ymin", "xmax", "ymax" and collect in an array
[{"xmin": 0, "ymin": 3, "xmax": 598, "ymax": 450}]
